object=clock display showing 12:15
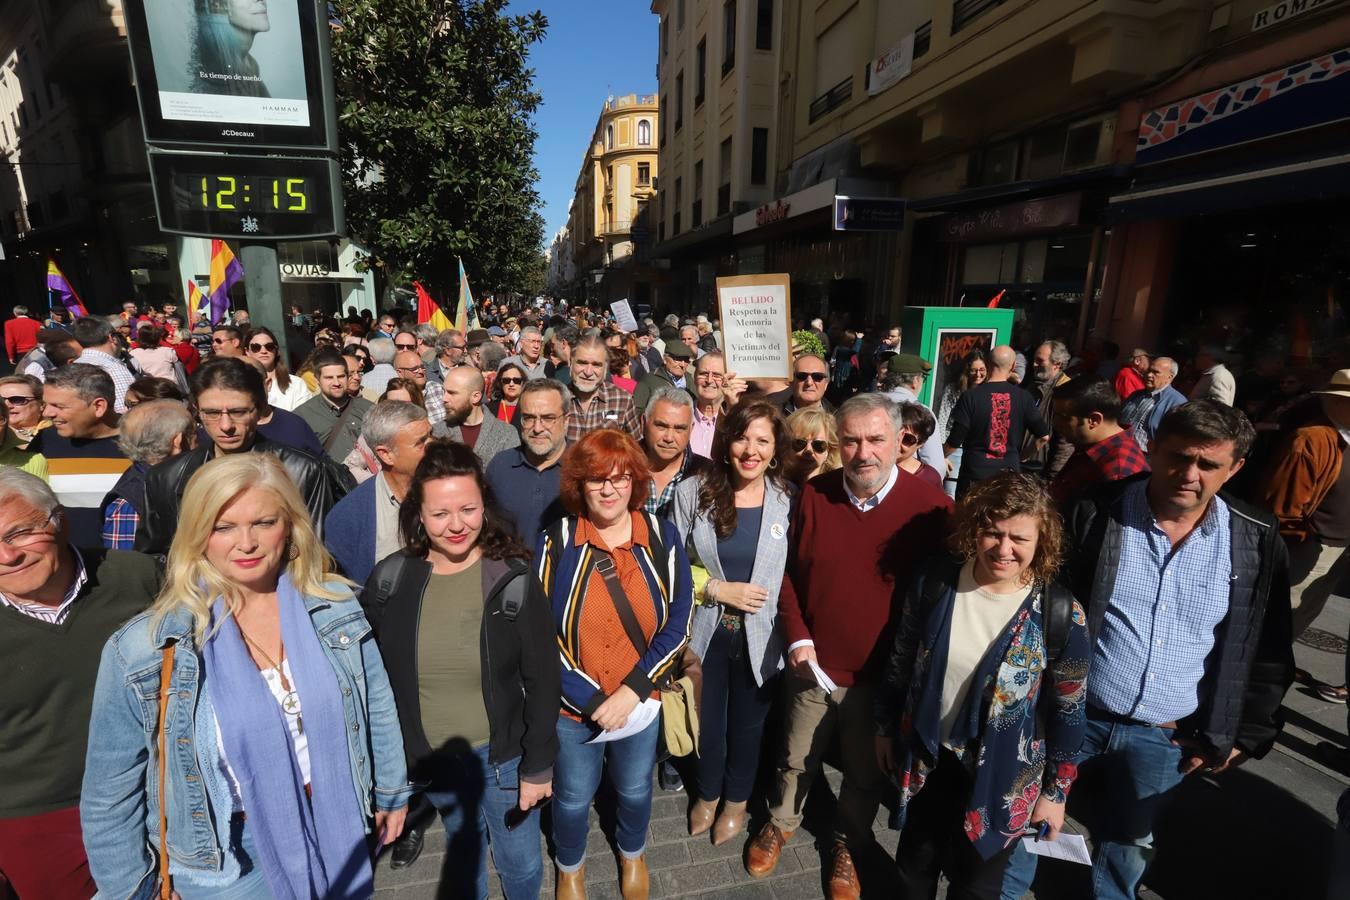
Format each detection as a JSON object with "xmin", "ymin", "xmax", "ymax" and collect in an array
[{"xmin": 186, "ymin": 174, "xmax": 313, "ymax": 213}]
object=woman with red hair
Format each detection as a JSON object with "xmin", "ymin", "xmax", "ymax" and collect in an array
[{"xmin": 536, "ymin": 428, "xmax": 694, "ymax": 900}]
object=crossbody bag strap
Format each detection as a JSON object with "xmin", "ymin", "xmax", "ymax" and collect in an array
[
  {"xmin": 157, "ymin": 643, "xmax": 175, "ymax": 900},
  {"xmin": 593, "ymin": 552, "xmax": 649, "ymax": 659},
  {"xmin": 323, "ymin": 400, "xmax": 360, "ymax": 455}
]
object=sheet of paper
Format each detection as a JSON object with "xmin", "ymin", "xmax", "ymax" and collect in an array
[
  {"xmin": 610, "ymin": 299, "xmax": 639, "ymax": 333},
  {"xmin": 808, "ymin": 659, "xmax": 838, "ymax": 693},
  {"xmin": 586, "ymin": 697, "xmax": 662, "ymax": 744},
  {"xmin": 1020, "ymin": 832, "xmax": 1092, "ymax": 866}
]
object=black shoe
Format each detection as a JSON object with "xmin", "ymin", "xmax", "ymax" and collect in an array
[
  {"xmin": 658, "ymin": 760, "xmax": 684, "ymax": 792},
  {"xmin": 388, "ymin": 826, "xmax": 425, "ymax": 870}
]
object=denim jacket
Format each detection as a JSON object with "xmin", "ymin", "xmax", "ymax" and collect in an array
[{"xmin": 80, "ymin": 584, "xmax": 412, "ymax": 900}]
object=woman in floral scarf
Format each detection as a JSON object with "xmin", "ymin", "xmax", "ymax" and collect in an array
[{"xmin": 874, "ymin": 473, "xmax": 1089, "ymax": 899}]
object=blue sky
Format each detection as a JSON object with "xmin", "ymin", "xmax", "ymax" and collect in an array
[{"xmin": 509, "ymin": 0, "xmax": 657, "ymax": 245}]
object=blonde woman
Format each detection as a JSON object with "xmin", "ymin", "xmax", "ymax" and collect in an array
[
  {"xmin": 81, "ymin": 453, "xmax": 410, "ymax": 899},
  {"xmin": 784, "ymin": 406, "xmax": 841, "ymax": 485}
]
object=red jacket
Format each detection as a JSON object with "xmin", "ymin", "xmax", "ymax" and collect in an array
[
  {"xmin": 1114, "ymin": 365, "xmax": 1145, "ymax": 400},
  {"xmin": 4, "ymin": 316, "xmax": 40, "ymax": 361}
]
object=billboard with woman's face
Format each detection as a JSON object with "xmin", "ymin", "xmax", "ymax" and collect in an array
[{"xmin": 124, "ymin": 0, "xmax": 335, "ymax": 149}]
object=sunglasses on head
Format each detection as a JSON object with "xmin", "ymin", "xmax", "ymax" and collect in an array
[
  {"xmin": 248, "ymin": 342, "xmax": 277, "ymax": 353},
  {"xmin": 794, "ymin": 372, "xmax": 827, "ymax": 383},
  {"xmin": 793, "ymin": 438, "xmax": 828, "ymax": 454}
]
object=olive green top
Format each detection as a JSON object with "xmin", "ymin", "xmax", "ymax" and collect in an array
[{"xmin": 417, "ymin": 560, "xmax": 490, "ymax": 750}]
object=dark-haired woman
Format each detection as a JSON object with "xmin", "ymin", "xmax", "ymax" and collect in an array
[
  {"xmin": 936, "ymin": 350, "xmax": 989, "ymax": 499},
  {"xmin": 248, "ymin": 325, "xmax": 314, "ymax": 411},
  {"xmin": 488, "ymin": 361, "xmax": 526, "ymax": 431},
  {"xmin": 874, "ymin": 473, "xmax": 1089, "ymax": 899},
  {"xmin": 671, "ymin": 399, "xmax": 793, "ymax": 844},
  {"xmin": 896, "ymin": 401, "xmax": 944, "ymax": 490},
  {"xmin": 129, "ymin": 324, "xmax": 178, "ymax": 379},
  {"xmin": 364, "ymin": 439, "xmax": 560, "ymax": 900}
]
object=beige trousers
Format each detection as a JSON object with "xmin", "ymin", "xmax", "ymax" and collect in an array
[{"xmin": 1289, "ymin": 536, "xmax": 1350, "ymax": 639}]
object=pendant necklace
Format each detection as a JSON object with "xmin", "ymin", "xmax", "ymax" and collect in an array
[{"xmin": 239, "ymin": 630, "xmax": 305, "ymax": 735}]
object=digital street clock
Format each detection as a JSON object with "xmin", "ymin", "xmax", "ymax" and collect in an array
[{"xmin": 147, "ymin": 149, "xmax": 344, "ymax": 239}]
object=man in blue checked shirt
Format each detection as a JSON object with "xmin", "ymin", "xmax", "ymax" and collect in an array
[
  {"xmin": 1002, "ymin": 400, "xmax": 1293, "ymax": 900},
  {"xmin": 100, "ymin": 400, "xmax": 196, "ymax": 550}
]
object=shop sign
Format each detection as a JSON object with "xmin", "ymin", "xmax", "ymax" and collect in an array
[
  {"xmin": 755, "ymin": 200, "xmax": 792, "ymax": 227},
  {"xmin": 716, "ymin": 273, "xmax": 793, "ymax": 380},
  {"xmin": 833, "ymin": 195, "xmax": 907, "ymax": 231},
  {"xmin": 280, "ymin": 261, "xmax": 331, "ymax": 279},
  {"xmin": 868, "ymin": 33, "xmax": 915, "ymax": 96},
  {"xmin": 1252, "ymin": 0, "xmax": 1336, "ymax": 32},
  {"xmin": 939, "ymin": 193, "xmax": 1081, "ymax": 243}
]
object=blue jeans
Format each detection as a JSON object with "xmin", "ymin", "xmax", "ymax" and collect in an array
[
  {"xmin": 553, "ymin": 713, "xmax": 660, "ymax": 870},
  {"xmin": 1001, "ymin": 717, "xmax": 1184, "ymax": 900},
  {"xmin": 696, "ymin": 625, "xmax": 776, "ymax": 803},
  {"xmin": 422, "ymin": 746, "xmax": 544, "ymax": 900},
  {"xmin": 175, "ymin": 816, "xmax": 269, "ymax": 899}
]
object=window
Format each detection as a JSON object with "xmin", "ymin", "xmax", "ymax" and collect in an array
[
  {"xmin": 914, "ymin": 21, "xmax": 932, "ymax": 59},
  {"xmin": 810, "ymin": 10, "xmax": 856, "ymax": 122},
  {"xmin": 722, "ymin": 1, "xmax": 736, "ymax": 76},
  {"xmin": 661, "ymin": 16, "xmax": 668, "ymax": 57},
  {"xmin": 755, "ymin": 0, "xmax": 773, "ymax": 50},
  {"xmin": 638, "ymin": 162, "xmax": 651, "ymax": 185},
  {"xmin": 660, "ymin": 96, "xmax": 667, "ymax": 145},
  {"xmin": 751, "ymin": 127, "xmax": 768, "ymax": 185},
  {"xmin": 606, "ymin": 124, "xmax": 614, "ymax": 149},
  {"xmin": 673, "ymin": 177, "xmax": 683, "ymax": 235},
  {"xmin": 718, "ymin": 137, "xmax": 733, "ymax": 215},
  {"xmin": 953, "ymin": 0, "xmax": 1007, "ymax": 33},
  {"xmin": 695, "ymin": 38, "xmax": 706, "ymax": 107},
  {"xmin": 692, "ymin": 161, "xmax": 704, "ymax": 227},
  {"xmin": 675, "ymin": 71, "xmax": 684, "ymax": 131},
  {"xmin": 637, "ymin": 119, "xmax": 651, "ymax": 146},
  {"xmin": 678, "ymin": 0, "xmax": 686, "ymax": 30}
]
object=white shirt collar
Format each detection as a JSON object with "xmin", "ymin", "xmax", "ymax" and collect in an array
[{"xmin": 844, "ymin": 465, "xmax": 899, "ymax": 511}]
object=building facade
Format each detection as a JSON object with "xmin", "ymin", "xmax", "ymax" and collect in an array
[{"xmin": 566, "ymin": 93, "xmax": 661, "ymax": 308}]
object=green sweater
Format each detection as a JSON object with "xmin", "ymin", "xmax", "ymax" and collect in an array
[{"xmin": 0, "ymin": 549, "xmax": 160, "ymax": 818}]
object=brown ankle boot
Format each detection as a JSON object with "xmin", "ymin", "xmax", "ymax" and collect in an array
[
  {"xmin": 712, "ymin": 800, "xmax": 748, "ymax": 846},
  {"xmin": 745, "ymin": 822, "xmax": 791, "ymax": 878},
  {"xmin": 689, "ymin": 797, "xmax": 719, "ymax": 836},
  {"xmin": 619, "ymin": 854, "xmax": 648, "ymax": 900},
  {"xmin": 555, "ymin": 864, "xmax": 586, "ymax": 900},
  {"xmin": 827, "ymin": 842, "xmax": 860, "ymax": 900}
]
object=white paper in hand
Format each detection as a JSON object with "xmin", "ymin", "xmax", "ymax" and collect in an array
[
  {"xmin": 586, "ymin": 697, "xmax": 662, "ymax": 745},
  {"xmin": 807, "ymin": 659, "xmax": 838, "ymax": 693},
  {"xmin": 1020, "ymin": 831, "xmax": 1092, "ymax": 866}
]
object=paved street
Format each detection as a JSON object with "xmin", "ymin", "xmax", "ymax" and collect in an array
[{"xmin": 375, "ymin": 597, "xmax": 1350, "ymax": 900}]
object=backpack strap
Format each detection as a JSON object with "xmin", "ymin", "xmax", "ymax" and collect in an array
[
  {"xmin": 364, "ymin": 553, "xmax": 411, "ymax": 631},
  {"xmin": 1042, "ymin": 581, "xmax": 1074, "ymax": 665},
  {"xmin": 499, "ymin": 560, "xmax": 529, "ymax": 621}
]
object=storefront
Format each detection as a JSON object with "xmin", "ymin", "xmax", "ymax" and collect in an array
[{"xmin": 174, "ymin": 237, "xmax": 377, "ymax": 319}]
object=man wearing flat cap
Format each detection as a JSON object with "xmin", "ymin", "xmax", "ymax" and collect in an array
[
  {"xmin": 879, "ymin": 352, "xmax": 945, "ymax": 473},
  {"xmin": 634, "ymin": 339, "xmax": 696, "ymax": 412}
]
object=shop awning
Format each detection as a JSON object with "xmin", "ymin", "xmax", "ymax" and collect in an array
[{"xmin": 1105, "ymin": 151, "xmax": 1350, "ymax": 221}]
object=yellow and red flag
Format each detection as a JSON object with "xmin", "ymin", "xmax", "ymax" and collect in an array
[{"xmin": 414, "ymin": 281, "xmax": 453, "ymax": 332}]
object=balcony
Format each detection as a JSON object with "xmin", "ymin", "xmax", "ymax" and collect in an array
[
  {"xmin": 809, "ymin": 77, "xmax": 853, "ymax": 124},
  {"xmin": 606, "ymin": 94, "xmax": 659, "ymax": 111}
]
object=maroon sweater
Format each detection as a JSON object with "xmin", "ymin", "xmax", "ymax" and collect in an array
[{"xmin": 779, "ymin": 467, "xmax": 952, "ymax": 686}]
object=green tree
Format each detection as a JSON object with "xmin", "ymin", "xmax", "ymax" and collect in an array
[{"xmin": 330, "ymin": 0, "xmax": 547, "ymax": 302}]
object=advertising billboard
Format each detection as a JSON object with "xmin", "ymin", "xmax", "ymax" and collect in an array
[{"xmin": 124, "ymin": 0, "xmax": 337, "ymax": 150}]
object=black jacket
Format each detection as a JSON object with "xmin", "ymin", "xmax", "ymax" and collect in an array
[
  {"xmin": 134, "ymin": 437, "xmax": 352, "ymax": 555},
  {"xmin": 1064, "ymin": 474, "xmax": 1294, "ymax": 760},
  {"xmin": 361, "ymin": 553, "xmax": 560, "ymax": 785}
]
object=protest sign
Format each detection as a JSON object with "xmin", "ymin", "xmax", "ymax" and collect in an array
[
  {"xmin": 716, "ymin": 274, "xmax": 793, "ymax": 379},
  {"xmin": 610, "ymin": 299, "xmax": 640, "ymax": 333}
]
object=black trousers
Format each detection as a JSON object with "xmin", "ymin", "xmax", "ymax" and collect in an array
[
  {"xmin": 896, "ymin": 749, "xmax": 1017, "ymax": 900},
  {"xmin": 695, "ymin": 624, "xmax": 776, "ymax": 803}
]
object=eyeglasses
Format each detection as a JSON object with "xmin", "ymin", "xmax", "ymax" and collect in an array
[
  {"xmin": 1, "ymin": 395, "xmax": 35, "ymax": 406},
  {"xmin": 199, "ymin": 407, "xmax": 257, "ymax": 422},
  {"xmin": 794, "ymin": 372, "xmax": 828, "ymax": 384},
  {"xmin": 248, "ymin": 342, "xmax": 277, "ymax": 353},
  {"xmin": 397, "ymin": 364, "xmax": 426, "ymax": 374},
  {"xmin": 395, "ymin": 342, "xmax": 418, "ymax": 351},
  {"xmin": 793, "ymin": 438, "xmax": 828, "ymax": 454},
  {"xmin": 899, "ymin": 432, "xmax": 920, "ymax": 449},
  {"xmin": 585, "ymin": 474, "xmax": 633, "ymax": 491},
  {"xmin": 696, "ymin": 372, "xmax": 724, "ymax": 382},
  {"xmin": 519, "ymin": 413, "xmax": 562, "ymax": 427},
  {"xmin": 0, "ymin": 510, "xmax": 59, "ymax": 548},
  {"xmin": 498, "ymin": 376, "xmax": 524, "ymax": 385},
  {"xmin": 445, "ymin": 343, "xmax": 467, "ymax": 352}
]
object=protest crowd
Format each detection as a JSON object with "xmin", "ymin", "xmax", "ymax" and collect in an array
[{"xmin": 4, "ymin": 295, "xmax": 1350, "ymax": 900}]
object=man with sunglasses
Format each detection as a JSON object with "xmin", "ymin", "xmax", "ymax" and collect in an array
[
  {"xmin": 209, "ymin": 324, "xmax": 244, "ymax": 359},
  {"xmin": 769, "ymin": 354, "xmax": 833, "ymax": 418},
  {"xmin": 0, "ymin": 468, "xmax": 161, "ymax": 900},
  {"xmin": 879, "ymin": 354, "xmax": 946, "ymax": 475}
]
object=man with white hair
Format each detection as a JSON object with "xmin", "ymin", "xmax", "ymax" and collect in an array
[
  {"xmin": 564, "ymin": 335, "xmax": 641, "ymax": 442},
  {"xmin": 680, "ymin": 324, "xmax": 706, "ymax": 360},
  {"xmin": 504, "ymin": 325, "xmax": 553, "ymax": 380},
  {"xmin": 101, "ymin": 400, "xmax": 196, "ymax": 550},
  {"xmin": 0, "ymin": 468, "xmax": 160, "ymax": 899},
  {"xmin": 4, "ymin": 303, "xmax": 40, "ymax": 366},
  {"xmin": 361, "ymin": 337, "xmax": 399, "ymax": 395},
  {"xmin": 1120, "ymin": 356, "xmax": 1188, "ymax": 451}
]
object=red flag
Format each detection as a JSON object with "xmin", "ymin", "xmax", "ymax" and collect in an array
[
  {"xmin": 986, "ymin": 289, "xmax": 1006, "ymax": 309},
  {"xmin": 414, "ymin": 281, "xmax": 453, "ymax": 331}
]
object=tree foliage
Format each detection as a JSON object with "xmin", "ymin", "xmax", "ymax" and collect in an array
[{"xmin": 330, "ymin": 0, "xmax": 547, "ymax": 301}]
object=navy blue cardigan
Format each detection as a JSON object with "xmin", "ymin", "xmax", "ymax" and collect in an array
[{"xmin": 324, "ymin": 475, "xmax": 379, "ymax": 585}]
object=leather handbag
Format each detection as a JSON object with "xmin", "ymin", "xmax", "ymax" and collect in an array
[
  {"xmin": 593, "ymin": 554, "xmax": 702, "ymax": 757},
  {"xmin": 157, "ymin": 645, "xmax": 175, "ymax": 900}
]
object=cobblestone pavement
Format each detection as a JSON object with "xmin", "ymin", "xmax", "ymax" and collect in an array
[{"xmin": 375, "ymin": 596, "xmax": 1350, "ymax": 899}]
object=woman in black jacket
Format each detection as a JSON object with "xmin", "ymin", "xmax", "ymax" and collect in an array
[{"xmin": 363, "ymin": 439, "xmax": 560, "ymax": 900}]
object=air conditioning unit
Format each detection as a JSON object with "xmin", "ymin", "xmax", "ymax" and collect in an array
[{"xmin": 1063, "ymin": 116, "xmax": 1116, "ymax": 172}]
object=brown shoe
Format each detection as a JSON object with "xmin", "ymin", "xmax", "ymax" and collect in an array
[
  {"xmin": 712, "ymin": 800, "xmax": 748, "ymax": 846},
  {"xmin": 555, "ymin": 864, "xmax": 587, "ymax": 900},
  {"xmin": 689, "ymin": 797, "xmax": 718, "ymax": 836},
  {"xmin": 745, "ymin": 822, "xmax": 792, "ymax": 878},
  {"xmin": 827, "ymin": 843, "xmax": 860, "ymax": 900},
  {"xmin": 619, "ymin": 854, "xmax": 648, "ymax": 900}
]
